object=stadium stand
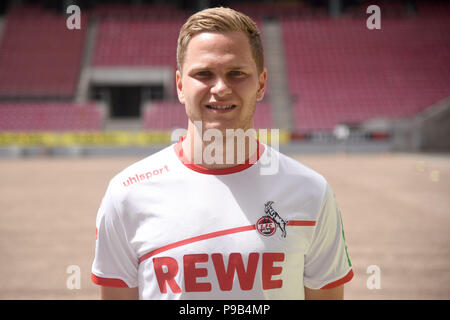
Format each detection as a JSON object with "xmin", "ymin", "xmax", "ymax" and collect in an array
[
  {"xmin": 253, "ymin": 102, "xmax": 274, "ymax": 129},
  {"xmin": 90, "ymin": 10, "xmax": 186, "ymax": 110},
  {"xmin": 91, "ymin": 5, "xmax": 262, "ymax": 68},
  {"xmin": 0, "ymin": 102, "xmax": 104, "ymax": 131},
  {"xmin": 92, "ymin": 3, "xmax": 188, "ymax": 18},
  {"xmin": 282, "ymin": 5, "xmax": 450, "ymax": 131},
  {"xmin": 0, "ymin": 1, "xmax": 448, "ymax": 152},
  {"xmin": 232, "ymin": 2, "xmax": 328, "ymax": 19},
  {"xmin": 0, "ymin": 6, "xmax": 87, "ymax": 98},
  {"xmin": 92, "ymin": 17, "xmax": 182, "ymax": 68},
  {"xmin": 143, "ymin": 101, "xmax": 186, "ymax": 130}
]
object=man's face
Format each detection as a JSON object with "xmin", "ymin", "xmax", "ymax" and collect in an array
[{"xmin": 176, "ymin": 31, "xmax": 267, "ymax": 133}]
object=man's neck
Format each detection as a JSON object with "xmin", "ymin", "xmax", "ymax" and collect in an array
[{"xmin": 182, "ymin": 124, "xmax": 259, "ymax": 169}]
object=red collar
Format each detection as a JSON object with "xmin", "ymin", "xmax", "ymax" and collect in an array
[{"xmin": 174, "ymin": 136, "xmax": 265, "ymax": 175}]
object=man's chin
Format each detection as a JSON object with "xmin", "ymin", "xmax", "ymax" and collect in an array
[
  {"xmin": 189, "ymin": 119, "xmax": 254, "ymax": 135},
  {"xmin": 202, "ymin": 121, "xmax": 235, "ymax": 132}
]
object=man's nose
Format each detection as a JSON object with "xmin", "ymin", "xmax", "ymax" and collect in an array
[{"xmin": 210, "ymin": 77, "xmax": 232, "ymax": 97}]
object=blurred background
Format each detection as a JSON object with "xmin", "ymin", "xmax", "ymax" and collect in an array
[
  {"xmin": 0, "ymin": 0, "xmax": 448, "ymax": 154},
  {"xmin": 0, "ymin": 0, "xmax": 448, "ymax": 300}
]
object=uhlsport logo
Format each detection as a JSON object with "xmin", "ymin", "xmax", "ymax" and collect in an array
[{"xmin": 257, "ymin": 201, "xmax": 289, "ymax": 238}]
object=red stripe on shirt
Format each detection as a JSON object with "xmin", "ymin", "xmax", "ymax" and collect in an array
[
  {"xmin": 138, "ymin": 220, "xmax": 316, "ymax": 264},
  {"xmin": 139, "ymin": 225, "xmax": 256, "ymax": 264},
  {"xmin": 288, "ymin": 220, "xmax": 316, "ymax": 226}
]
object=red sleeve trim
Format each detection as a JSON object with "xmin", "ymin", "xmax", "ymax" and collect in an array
[
  {"xmin": 91, "ymin": 273, "xmax": 129, "ymax": 288},
  {"xmin": 320, "ymin": 269, "xmax": 354, "ymax": 290}
]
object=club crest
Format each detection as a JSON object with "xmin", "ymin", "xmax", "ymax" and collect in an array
[
  {"xmin": 256, "ymin": 201, "xmax": 289, "ymax": 238},
  {"xmin": 256, "ymin": 216, "xmax": 277, "ymax": 236}
]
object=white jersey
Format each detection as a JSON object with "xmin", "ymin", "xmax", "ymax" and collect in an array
[{"xmin": 91, "ymin": 138, "xmax": 353, "ymax": 299}]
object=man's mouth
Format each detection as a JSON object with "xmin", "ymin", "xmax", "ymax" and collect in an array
[{"xmin": 205, "ymin": 104, "xmax": 237, "ymax": 111}]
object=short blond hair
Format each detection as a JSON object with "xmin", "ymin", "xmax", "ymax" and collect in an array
[{"xmin": 177, "ymin": 7, "xmax": 264, "ymax": 74}]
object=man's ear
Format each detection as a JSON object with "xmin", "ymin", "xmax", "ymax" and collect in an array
[
  {"xmin": 176, "ymin": 70, "xmax": 185, "ymax": 104},
  {"xmin": 256, "ymin": 68, "xmax": 267, "ymax": 102}
]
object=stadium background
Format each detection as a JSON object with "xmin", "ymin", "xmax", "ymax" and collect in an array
[{"xmin": 0, "ymin": 0, "xmax": 448, "ymax": 299}]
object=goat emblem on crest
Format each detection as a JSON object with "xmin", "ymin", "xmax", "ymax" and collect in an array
[{"xmin": 262, "ymin": 201, "xmax": 289, "ymax": 238}]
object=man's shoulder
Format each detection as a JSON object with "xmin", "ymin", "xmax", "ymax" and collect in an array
[
  {"xmin": 261, "ymin": 146, "xmax": 330, "ymax": 220},
  {"xmin": 108, "ymin": 143, "xmax": 176, "ymax": 189},
  {"xmin": 263, "ymin": 146, "xmax": 329, "ymax": 205},
  {"xmin": 267, "ymin": 146, "xmax": 327, "ymax": 185}
]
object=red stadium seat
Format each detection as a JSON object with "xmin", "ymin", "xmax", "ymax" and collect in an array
[
  {"xmin": 282, "ymin": 12, "xmax": 450, "ymax": 131},
  {"xmin": 0, "ymin": 102, "xmax": 104, "ymax": 131},
  {"xmin": 0, "ymin": 6, "xmax": 88, "ymax": 98},
  {"xmin": 92, "ymin": 18, "xmax": 182, "ymax": 68}
]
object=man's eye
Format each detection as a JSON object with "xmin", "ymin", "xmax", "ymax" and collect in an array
[
  {"xmin": 230, "ymin": 71, "xmax": 245, "ymax": 76},
  {"xmin": 196, "ymin": 71, "xmax": 212, "ymax": 77}
]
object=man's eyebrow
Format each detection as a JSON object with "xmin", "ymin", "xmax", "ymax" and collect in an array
[
  {"xmin": 188, "ymin": 65, "xmax": 251, "ymax": 72},
  {"xmin": 227, "ymin": 65, "xmax": 251, "ymax": 71},
  {"xmin": 188, "ymin": 66, "xmax": 212, "ymax": 72}
]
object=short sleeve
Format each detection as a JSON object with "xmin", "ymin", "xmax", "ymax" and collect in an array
[
  {"xmin": 303, "ymin": 183, "xmax": 353, "ymax": 290},
  {"xmin": 91, "ymin": 182, "xmax": 138, "ymax": 288}
]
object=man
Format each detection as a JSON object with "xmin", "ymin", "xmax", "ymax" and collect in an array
[{"xmin": 91, "ymin": 7, "xmax": 353, "ymax": 300}]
